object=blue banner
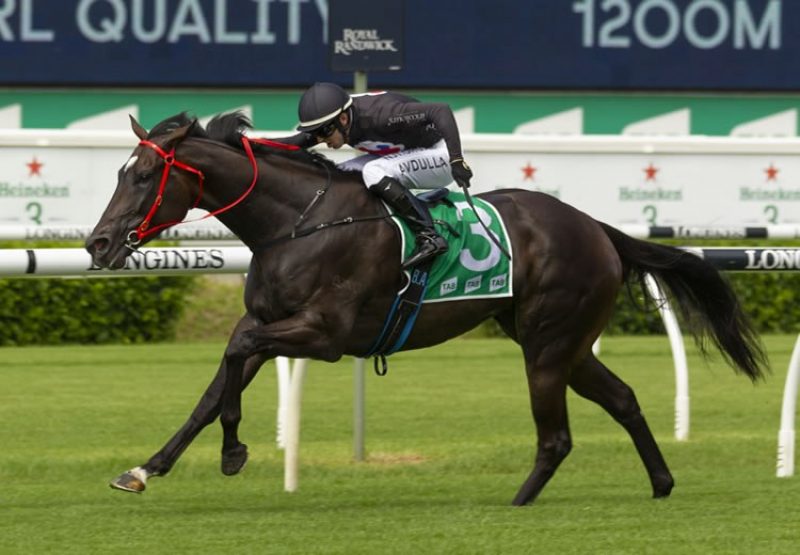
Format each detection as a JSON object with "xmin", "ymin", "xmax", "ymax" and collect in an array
[{"xmin": 0, "ymin": 0, "xmax": 793, "ymax": 90}]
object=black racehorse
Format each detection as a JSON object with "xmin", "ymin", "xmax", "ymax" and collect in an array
[{"xmin": 85, "ymin": 112, "xmax": 766, "ymax": 505}]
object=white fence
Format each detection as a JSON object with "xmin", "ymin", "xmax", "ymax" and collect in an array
[{"xmin": 0, "ymin": 245, "xmax": 251, "ymax": 277}]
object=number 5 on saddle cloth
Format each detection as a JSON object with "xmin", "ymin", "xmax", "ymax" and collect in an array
[{"xmin": 365, "ymin": 190, "xmax": 513, "ymax": 366}]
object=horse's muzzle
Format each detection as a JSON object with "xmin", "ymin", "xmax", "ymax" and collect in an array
[{"xmin": 85, "ymin": 232, "xmax": 129, "ymax": 269}]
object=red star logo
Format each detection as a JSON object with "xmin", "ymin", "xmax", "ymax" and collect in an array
[
  {"xmin": 521, "ymin": 162, "xmax": 537, "ymax": 181},
  {"xmin": 26, "ymin": 157, "xmax": 44, "ymax": 177},
  {"xmin": 765, "ymin": 163, "xmax": 779, "ymax": 182},
  {"xmin": 643, "ymin": 163, "xmax": 658, "ymax": 181}
]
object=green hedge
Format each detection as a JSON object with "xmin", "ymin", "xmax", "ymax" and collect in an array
[
  {"xmin": 4, "ymin": 271, "xmax": 795, "ymax": 344},
  {"xmin": 605, "ymin": 272, "xmax": 800, "ymax": 335},
  {"xmin": 3, "ymin": 240, "xmax": 800, "ymax": 344},
  {"xmin": 0, "ymin": 240, "xmax": 196, "ymax": 346},
  {"xmin": 605, "ymin": 238, "xmax": 800, "ymax": 335},
  {"xmin": 471, "ymin": 271, "xmax": 800, "ymax": 338},
  {"xmin": 477, "ymin": 237, "xmax": 800, "ymax": 338},
  {"xmin": 0, "ymin": 277, "xmax": 195, "ymax": 346}
]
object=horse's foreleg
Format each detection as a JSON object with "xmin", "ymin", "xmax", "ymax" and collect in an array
[
  {"xmin": 218, "ymin": 311, "xmax": 347, "ymax": 478},
  {"xmin": 226, "ymin": 310, "xmax": 348, "ymax": 362},
  {"xmin": 110, "ymin": 314, "xmax": 267, "ymax": 493},
  {"xmin": 569, "ymin": 354, "xmax": 674, "ymax": 498},
  {"xmin": 219, "ymin": 352, "xmax": 249, "ymax": 476}
]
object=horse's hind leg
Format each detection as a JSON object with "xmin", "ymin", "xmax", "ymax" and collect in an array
[
  {"xmin": 512, "ymin": 352, "xmax": 573, "ymax": 506},
  {"xmin": 569, "ymin": 354, "xmax": 674, "ymax": 498}
]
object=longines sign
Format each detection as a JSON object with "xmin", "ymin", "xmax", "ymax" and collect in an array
[
  {"xmin": 701, "ymin": 249, "xmax": 800, "ymax": 271},
  {"xmin": 0, "ymin": 247, "xmax": 252, "ymax": 277}
]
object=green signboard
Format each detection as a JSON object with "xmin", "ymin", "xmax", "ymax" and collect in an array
[{"xmin": 1, "ymin": 89, "xmax": 799, "ymax": 136}]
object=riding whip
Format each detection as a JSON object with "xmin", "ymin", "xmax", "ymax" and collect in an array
[{"xmin": 458, "ymin": 184, "xmax": 512, "ymax": 261}]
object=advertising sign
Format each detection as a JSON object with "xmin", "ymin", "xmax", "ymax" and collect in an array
[
  {"xmin": 2, "ymin": 132, "xmax": 800, "ymax": 230},
  {"xmin": 328, "ymin": 0, "xmax": 403, "ymax": 72},
  {"xmin": 478, "ymin": 149, "xmax": 800, "ymax": 228},
  {"xmin": 0, "ymin": 145, "xmax": 127, "ymax": 228},
  {"xmin": 0, "ymin": 0, "xmax": 794, "ymax": 90}
]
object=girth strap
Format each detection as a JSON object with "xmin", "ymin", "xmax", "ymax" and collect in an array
[{"xmin": 365, "ymin": 262, "xmax": 433, "ymax": 374}]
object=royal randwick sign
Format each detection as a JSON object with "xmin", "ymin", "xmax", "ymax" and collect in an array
[{"xmin": 328, "ymin": 0, "xmax": 403, "ymax": 72}]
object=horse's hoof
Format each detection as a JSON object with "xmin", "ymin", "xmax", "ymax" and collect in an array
[
  {"xmin": 652, "ymin": 475, "xmax": 675, "ymax": 498},
  {"xmin": 221, "ymin": 443, "xmax": 248, "ymax": 476},
  {"xmin": 109, "ymin": 470, "xmax": 147, "ymax": 493}
]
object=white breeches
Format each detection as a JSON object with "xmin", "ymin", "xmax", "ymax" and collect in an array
[{"xmin": 337, "ymin": 139, "xmax": 453, "ymax": 189}]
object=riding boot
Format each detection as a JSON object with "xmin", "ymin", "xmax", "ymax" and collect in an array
[{"xmin": 369, "ymin": 176, "xmax": 448, "ymax": 269}]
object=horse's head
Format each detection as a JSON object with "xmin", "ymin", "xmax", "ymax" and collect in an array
[{"xmin": 86, "ymin": 114, "xmax": 201, "ymax": 269}]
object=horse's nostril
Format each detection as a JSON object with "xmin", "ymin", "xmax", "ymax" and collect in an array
[{"xmin": 89, "ymin": 237, "xmax": 110, "ymax": 255}]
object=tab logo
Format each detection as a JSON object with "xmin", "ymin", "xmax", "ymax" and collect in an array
[
  {"xmin": 490, "ymin": 274, "xmax": 507, "ymax": 292},
  {"xmin": 440, "ymin": 277, "xmax": 458, "ymax": 296},
  {"xmin": 465, "ymin": 276, "xmax": 482, "ymax": 294}
]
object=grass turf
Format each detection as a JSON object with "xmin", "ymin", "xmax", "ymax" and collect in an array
[{"xmin": 1, "ymin": 336, "xmax": 799, "ymax": 554}]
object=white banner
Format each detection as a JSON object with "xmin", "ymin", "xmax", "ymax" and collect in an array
[
  {"xmin": 2, "ymin": 131, "xmax": 800, "ymax": 229},
  {"xmin": 467, "ymin": 135, "xmax": 800, "ymax": 228}
]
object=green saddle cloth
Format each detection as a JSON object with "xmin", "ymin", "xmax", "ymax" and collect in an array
[{"xmin": 392, "ymin": 192, "xmax": 513, "ymax": 302}]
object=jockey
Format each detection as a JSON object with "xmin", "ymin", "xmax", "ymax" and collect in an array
[{"xmin": 280, "ymin": 82, "xmax": 473, "ymax": 270}]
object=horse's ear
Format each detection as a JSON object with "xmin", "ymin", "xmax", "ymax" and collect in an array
[
  {"xmin": 162, "ymin": 119, "xmax": 197, "ymax": 149},
  {"xmin": 130, "ymin": 115, "xmax": 148, "ymax": 140}
]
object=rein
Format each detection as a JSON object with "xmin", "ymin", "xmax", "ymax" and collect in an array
[
  {"xmin": 253, "ymin": 158, "xmax": 389, "ymax": 251},
  {"xmin": 127, "ymin": 135, "xmax": 388, "ymax": 251},
  {"xmin": 253, "ymin": 213, "xmax": 391, "ymax": 252},
  {"xmin": 129, "ymin": 136, "xmax": 298, "ymax": 247}
]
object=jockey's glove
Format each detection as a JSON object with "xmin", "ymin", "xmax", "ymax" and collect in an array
[{"xmin": 450, "ymin": 158, "xmax": 473, "ymax": 189}]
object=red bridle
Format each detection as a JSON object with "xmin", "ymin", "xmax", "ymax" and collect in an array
[{"xmin": 129, "ymin": 136, "xmax": 299, "ymax": 246}]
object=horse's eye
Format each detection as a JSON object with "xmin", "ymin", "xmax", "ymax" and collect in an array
[{"xmin": 136, "ymin": 172, "xmax": 153, "ymax": 184}]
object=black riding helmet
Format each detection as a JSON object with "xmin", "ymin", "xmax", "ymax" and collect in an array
[{"xmin": 296, "ymin": 82, "xmax": 353, "ymax": 134}]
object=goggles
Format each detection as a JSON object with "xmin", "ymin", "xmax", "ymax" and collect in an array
[{"xmin": 315, "ymin": 120, "xmax": 338, "ymax": 139}]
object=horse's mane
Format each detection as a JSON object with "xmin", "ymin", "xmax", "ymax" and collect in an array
[{"xmin": 150, "ymin": 111, "xmax": 342, "ymax": 174}]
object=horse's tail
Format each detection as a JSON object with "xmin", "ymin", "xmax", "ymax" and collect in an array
[{"xmin": 599, "ymin": 221, "xmax": 767, "ymax": 382}]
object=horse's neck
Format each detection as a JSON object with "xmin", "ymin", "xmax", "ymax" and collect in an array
[{"xmin": 195, "ymin": 147, "xmax": 362, "ymax": 249}]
